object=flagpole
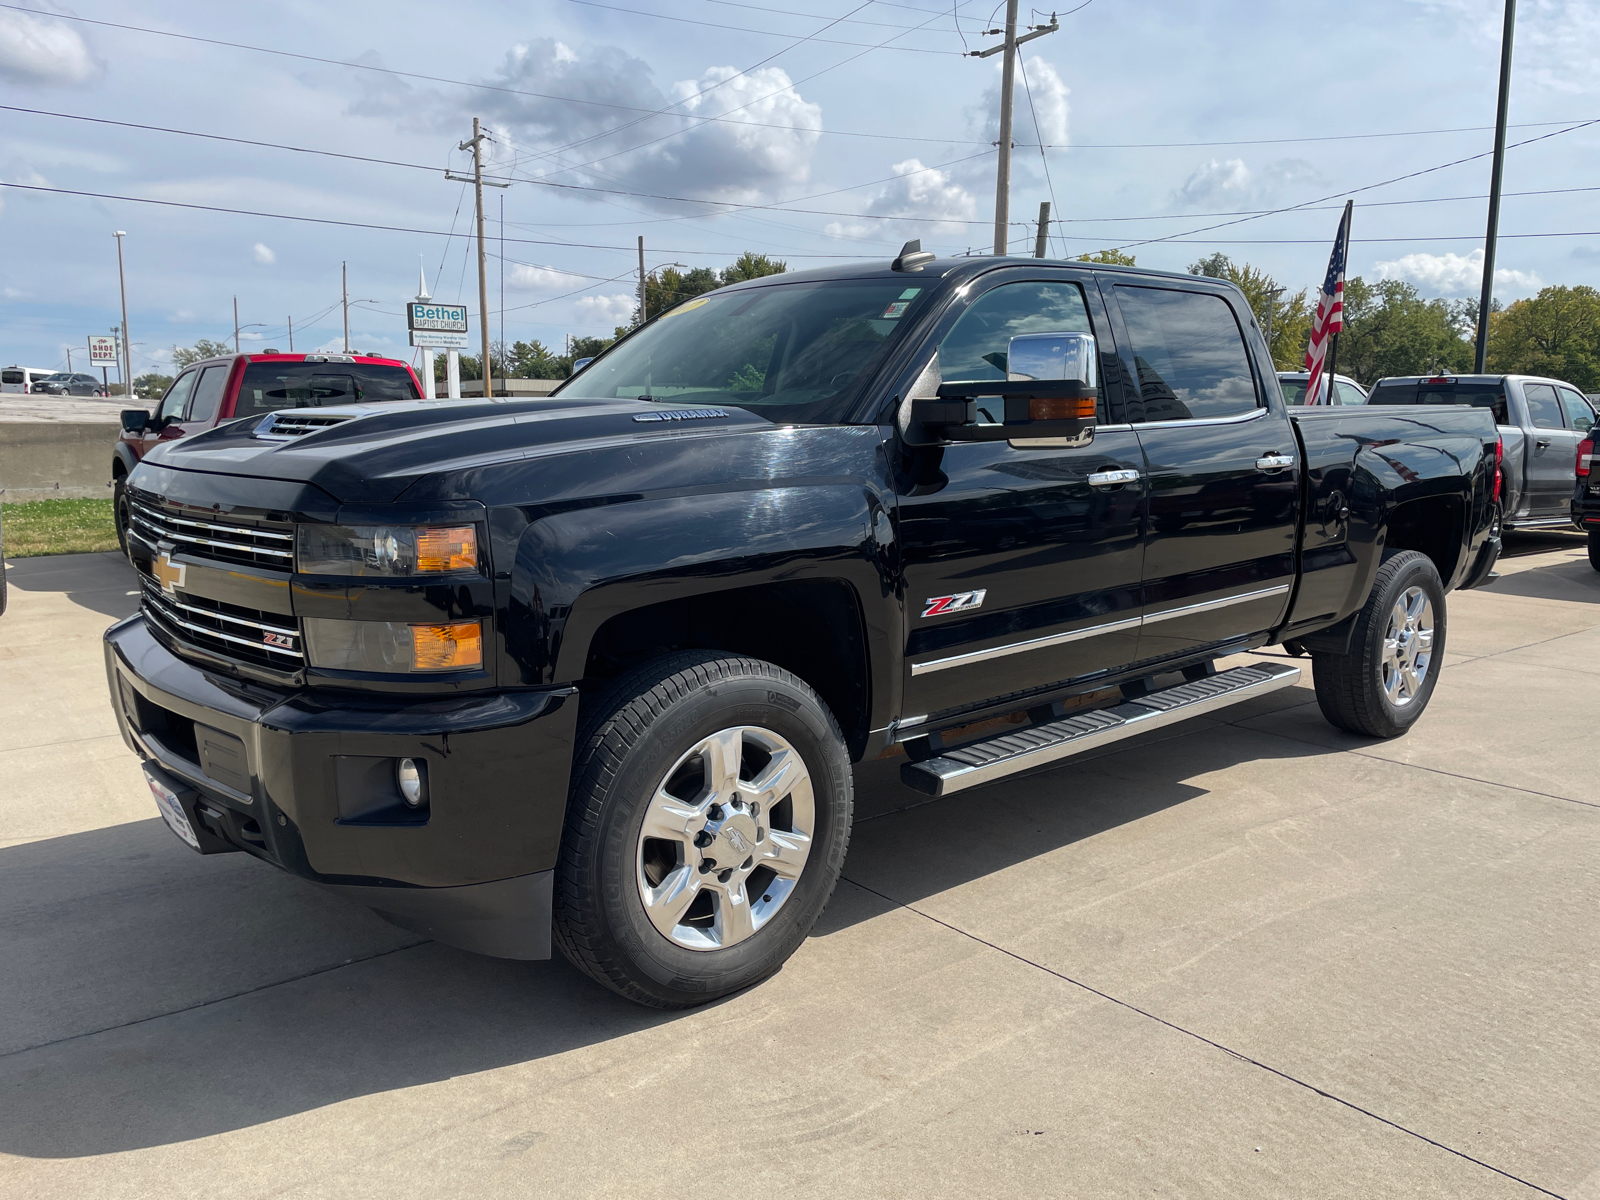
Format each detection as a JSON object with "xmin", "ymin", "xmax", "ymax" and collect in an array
[{"xmin": 1324, "ymin": 201, "xmax": 1352, "ymax": 401}]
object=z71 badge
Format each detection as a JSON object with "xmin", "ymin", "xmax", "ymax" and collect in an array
[{"xmin": 922, "ymin": 590, "xmax": 986, "ymax": 618}]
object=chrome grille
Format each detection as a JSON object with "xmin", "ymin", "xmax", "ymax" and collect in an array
[
  {"xmin": 130, "ymin": 499, "xmax": 293, "ymax": 569},
  {"xmin": 140, "ymin": 579, "xmax": 302, "ymax": 671}
]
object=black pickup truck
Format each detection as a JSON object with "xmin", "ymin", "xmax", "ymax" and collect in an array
[{"xmin": 105, "ymin": 252, "xmax": 1502, "ymax": 1007}]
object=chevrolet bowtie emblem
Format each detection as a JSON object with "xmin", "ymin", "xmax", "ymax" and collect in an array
[{"xmin": 153, "ymin": 552, "xmax": 186, "ymax": 596}]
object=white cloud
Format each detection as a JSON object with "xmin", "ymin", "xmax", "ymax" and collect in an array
[
  {"xmin": 0, "ymin": 10, "xmax": 101, "ymax": 86},
  {"xmin": 3, "ymin": 286, "xmax": 22, "ymax": 298},
  {"xmin": 475, "ymin": 41, "xmax": 821, "ymax": 206},
  {"xmin": 240, "ymin": 331, "xmax": 265, "ymax": 342},
  {"xmin": 1172, "ymin": 157, "xmax": 1323, "ymax": 210},
  {"xmin": 507, "ymin": 263, "xmax": 588, "ymax": 290},
  {"xmin": 252, "ymin": 243, "xmax": 276, "ymax": 265},
  {"xmin": 575, "ymin": 293, "xmax": 636, "ymax": 326},
  {"xmin": 862, "ymin": 158, "xmax": 978, "ymax": 235},
  {"xmin": 822, "ymin": 220, "xmax": 871, "ymax": 240},
  {"xmin": 170, "ymin": 310, "xmax": 195, "ymax": 321},
  {"xmin": 1375, "ymin": 247, "xmax": 1542, "ymax": 296},
  {"xmin": 1407, "ymin": 0, "xmax": 1600, "ymax": 93}
]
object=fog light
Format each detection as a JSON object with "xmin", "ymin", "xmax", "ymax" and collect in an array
[{"xmin": 396, "ymin": 758, "xmax": 428, "ymax": 808}]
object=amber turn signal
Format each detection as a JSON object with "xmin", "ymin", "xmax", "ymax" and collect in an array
[
  {"xmin": 416, "ymin": 526, "xmax": 478, "ymax": 573},
  {"xmin": 1028, "ymin": 396, "xmax": 1096, "ymax": 421},
  {"xmin": 410, "ymin": 621, "xmax": 483, "ymax": 671}
]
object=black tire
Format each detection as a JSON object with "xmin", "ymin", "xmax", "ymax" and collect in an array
[
  {"xmin": 1312, "ymin": 550, "xmax": 1446, "ymax": 738},
  {"xmin": 0, "ymin": 512, "xmax": 7, "ymax": 617},
  {"xmin": 1588, "ymin": 529, "xmax": 1600, "ymax": 573},
  {"xmin": 553, "ymin": 652, "xmax": 853, "ymax": 1008},
  {"xmin": 113, "ymin": 473, "xmax": 131, "ymax": 559}
]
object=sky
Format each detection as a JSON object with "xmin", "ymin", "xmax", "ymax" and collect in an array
[{"xmin": 0, "ymin": 0, "xmax": 1596, "ymax": 380}]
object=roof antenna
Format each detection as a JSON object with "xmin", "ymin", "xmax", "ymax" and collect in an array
[{"xmin": 892, "ymin": 240, "xmax": 937, "ymax": 272}]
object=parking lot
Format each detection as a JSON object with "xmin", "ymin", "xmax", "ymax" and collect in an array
[{"xmin": 1, "ymin": 538, "xmax": 1596, "ymax": 1198}]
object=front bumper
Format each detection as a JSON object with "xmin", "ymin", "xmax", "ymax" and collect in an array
[{"xmin": 105, "ymin": 614, "xmax": 579, "ymax": 959}]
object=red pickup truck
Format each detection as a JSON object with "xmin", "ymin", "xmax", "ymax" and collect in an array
[{"xmin": 113, "ymin": 352, "xmax": 423, "ymax": 553}]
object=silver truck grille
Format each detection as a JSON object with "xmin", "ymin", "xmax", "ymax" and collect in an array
[
  {"xmin": 130, "ymin": 499, "xmax": 294, "ymax": 569},
  {"xmin": 140, "ymin": 579, "xmax": 303, "ymax": 671}
]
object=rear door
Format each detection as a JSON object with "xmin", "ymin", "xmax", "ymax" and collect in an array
[
  {"xmin": 1106, "ymin": 280, "xmax": 1298, "ymax": 664},
  {"xmin": 1519, "ymin": 381, "xmax": 1577, "ymax": 516},
  {"xmin": 895, "ymin": 270, "xmax": 1147, "ymax": 720}
]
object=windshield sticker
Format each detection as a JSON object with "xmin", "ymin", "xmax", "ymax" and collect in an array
[
  {"xmin": 882, "ymin": 301, "xmax": 912, "ymax": 319},
  {"xmin": 660, "ymin": 296, "xmax": 712, "ymax": 319},
  {"xmin": 899, "ymin": 288, "xmax": 921, "ymax": 300}
]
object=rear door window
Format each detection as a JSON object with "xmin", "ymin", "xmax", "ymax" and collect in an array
[
  {"xmin": 1522, "ymin": 383, "xmax": 1564, "ymax": 429},
  {"xmin": 1, "ymin": 369, "xmax": 21, "ymax": 386},
  {"xmin": 1334, "ymin": 381, "xmax": 1366, "ymax": 405},
  {"xmin": 1114, "ymin": 286, "xmax": 1259, "ymax": 422},
  {"xmin": 187, "ymin": 365, "xmax": 230, "ymax": 423},
  {"xmin": 1557, "ymin": 386, "xmax": 1596, "ymax": 433}
]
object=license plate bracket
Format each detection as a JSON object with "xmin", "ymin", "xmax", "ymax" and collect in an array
[{"xmin": 146, "ymin": 768, "xmax": 202, "ymax": 851}]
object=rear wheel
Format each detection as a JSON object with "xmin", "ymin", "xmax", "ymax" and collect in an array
[
  {"xmin": 553, "ymin": 652, "xmax": 852, "ymax": 1008},
  {"xmin": 1312, "ymin": 550, "xmax": 1445, "ymax": 738}
]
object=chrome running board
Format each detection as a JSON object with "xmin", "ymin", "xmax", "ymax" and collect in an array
[{"xmin": 900, "ymin": 661, "xmax": 1302, "ymax": 797}]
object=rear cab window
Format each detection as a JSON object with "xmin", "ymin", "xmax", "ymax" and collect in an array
[
  {"xmin": 1372, "ymin": 380, "xmax": 1508, "ymax": 424},
  {"xmin": 1113, "ymin": 286, "xmax": 1261, "ymax": 423},
  {"xmin": 233, "ymin": 361, "xmax": 419, "ymax": 419}
]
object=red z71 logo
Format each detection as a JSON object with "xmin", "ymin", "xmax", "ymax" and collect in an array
[
  {"xmin": 922, "ymin": 590, "xmax": 987, "ymax": 618},
  {"xmin": 262, "ymin": 632, "xmax": 296, "ymax": 649}
]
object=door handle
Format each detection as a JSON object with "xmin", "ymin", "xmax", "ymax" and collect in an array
[
  {"xmin": 1536, "ymin": 438, "xmax": 1551, "ymax": 449},
  {"xmin": 1255, "ymin": 454, "xmax": 1295, "ymax": 471},
  {"xmin": 1087, "ymin": 469, "xmax": 1141, "ymax": 487}
]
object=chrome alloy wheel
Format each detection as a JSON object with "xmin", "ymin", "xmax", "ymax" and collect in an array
[
  {"xmin": 635, "ymin": 726, "xmax": 815, "ymax": 951},
  {"xmin": 1381, "ymin": 585, "xmax": 1435, "ymax": 707}
]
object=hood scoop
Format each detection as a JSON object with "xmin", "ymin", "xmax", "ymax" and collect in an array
[{"xmin": 254, "ymin": 411, "xmax": 358, "ymax": 440}]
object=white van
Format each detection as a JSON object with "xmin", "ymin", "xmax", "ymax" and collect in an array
[{"xmin": 2, "ymin": 366, "xmax": 58, "ymax": 394}]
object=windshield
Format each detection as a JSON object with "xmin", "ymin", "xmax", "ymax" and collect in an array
[
  {"xmin": 235, "ymin": 361, "xmax": 419, "ymax": 418},
  {"xmin": 556, "ymin": 279, "xmax": 934, "ymax": 424}
]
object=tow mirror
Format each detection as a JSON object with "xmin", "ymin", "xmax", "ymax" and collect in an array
[
  {"xmin": 907, "ymin": 331, "xmax": 1098, "ymax": 447},
  {"xmin": 121, "ymin": 409, "xmax": 151, "ymax": 433}
]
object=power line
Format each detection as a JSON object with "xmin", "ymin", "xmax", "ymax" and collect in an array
[
  {"xmin": 702, "ymin": 0, "xmax": 990, "ymax": 30},
  {"xmin": 564, "ymin": 0, "xmax": 962, "ymax": 51},
  {"xmin": 1107, "ymin": 118, "xmax": 1600, "ymax": 253},
  {"xmin": 0, "ymin": 2, "xmax": 986, "ymax": 147},
  {"xmin": 1042, "ymin": 117, "xmax": 1600, "ymax": 150}
]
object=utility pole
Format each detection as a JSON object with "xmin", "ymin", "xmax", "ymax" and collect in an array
[
  {"xmin": 446, "ymin": 119, "xmax": 509, "ymax": 395},
  {"xmin": 970, "ymin": 6, "xmax": 1058, "ymax": 256},
  {"xmin": 342, "ymin": 262, "xmax": 350, "ymax": 353},
  {"xmin": 1264, "ymin": 285, "xmax": 1285, "ymax": 366},
  {"xmin": 1034, "ymin": 201, "xmax": 1051, "ymax": 258},
  {"xmin": 233, "ymin": 296, "xmax": 240, "ymax": 353},
  {"xmin": 113, "ymin": 231, "xmax": 131, "ymax": 394},
  {"xmin": 66, "ymin": 347, "xmax": 73, "ymax": 372},
  {"xmin": 1475, "ymin": 0, "xmax": 1517, "ymax": 373},
  {"xmin": 287, "ymin": 315, "xmax": 294, "ymax": 352},
  {"xmin": 638, "ymin": 236, "xmax": 647, "ymax": 326}
]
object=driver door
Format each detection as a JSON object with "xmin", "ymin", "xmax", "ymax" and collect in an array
[{"xmin": 895, "ymin": 272, "xmax": 1148, "ymax": 721}]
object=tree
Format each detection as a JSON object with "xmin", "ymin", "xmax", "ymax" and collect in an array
[
  {"xmin": 1335, "ymin": 277, "xmax": 1473, "ymax": 384},
  {"xmin": 1076, "ymin": 249, "xmax": 1137, "ymax": 266},
  {"xmin": 172, "ymin": 339, "xmax": 232, "ymax": 368},
  {"xmin": 1187, "ymin": 253, "xmax": 1313, "ymax": 371},
  {"xmin": 133, "ymin": 372, "xmax": 174, "ymax": 397},
  {"xmin": 1486, "ymin": 285, "xmax": 1600, "ymax": 391},
  {"xmin": 642, "ymin": 252, "xmax": 787, "ymax": 322}
]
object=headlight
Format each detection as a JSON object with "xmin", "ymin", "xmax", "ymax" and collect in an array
[
  {"xmin": 304, "ymin": 618, "xmax": 483, "ymax": 673},
  {"xmin": 297, "ymin": 524, "xmax": 479, "ymax": 576}
]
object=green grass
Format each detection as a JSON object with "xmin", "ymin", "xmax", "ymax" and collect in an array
[{"xmin": 1, "ymin": 498, "xmax": 121, "ymax": 557}]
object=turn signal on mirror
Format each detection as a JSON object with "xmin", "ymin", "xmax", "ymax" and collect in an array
[{"xmin": 1028, "ymin": 395, "xmax": 1096, "ymax": 421}]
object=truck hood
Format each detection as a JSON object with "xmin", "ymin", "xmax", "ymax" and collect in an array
[{"xmin": 141, "ymin": 397, "xmax": 775, "ymax": 504}]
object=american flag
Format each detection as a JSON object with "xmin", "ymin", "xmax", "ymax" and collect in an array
[{"xmin": 1304, "ymin": 200, "xmax": 1354, "ymax": 405}]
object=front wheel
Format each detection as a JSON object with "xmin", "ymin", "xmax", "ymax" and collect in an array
[
  {"xmin": 553, "ymin": 653, "xmax": 853, "ymax": 1008},
  {"xmin": 1311, "ymin": 550, "xmax": 1446, "ymax": 738},
  {"xmin": 113, "ymin": 473, "xmax": 131, "ymax": 559}
]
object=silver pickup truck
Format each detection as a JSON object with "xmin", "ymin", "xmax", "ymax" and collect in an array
[{"xmin": 1368, "ymin": 374, "xmax": 1598, "ymax": 532}]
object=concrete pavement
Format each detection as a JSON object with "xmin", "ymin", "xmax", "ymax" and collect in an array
[{"xmin": 1, "ymin": 540, "xmax": 1596, "ymax": 1198}]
